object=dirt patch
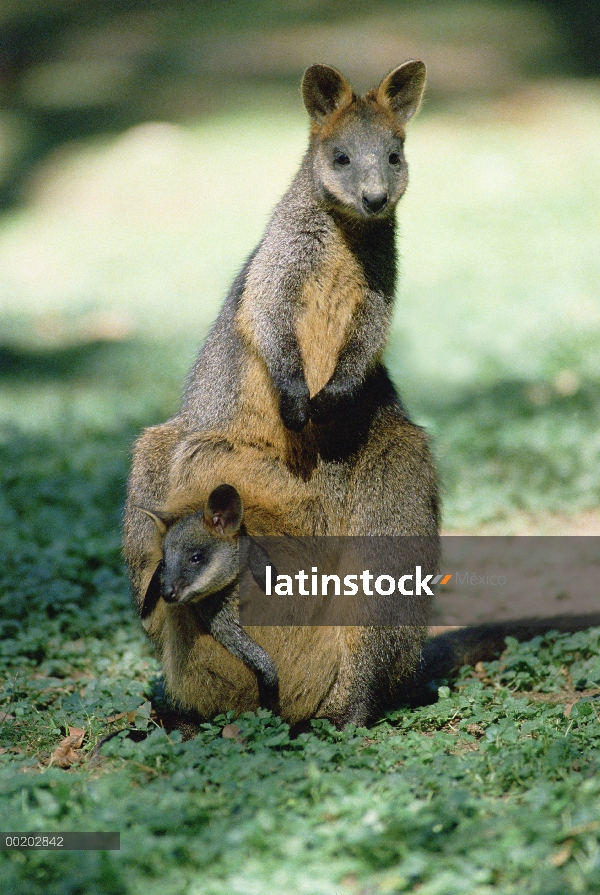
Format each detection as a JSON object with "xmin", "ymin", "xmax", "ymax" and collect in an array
[
  {"xmin": 443, "ymin": 510, "xmax": 600, "ymax": 536},
  {"xmin": 431, "ymin": 511, "xmax": 600, "ymax": 633}
]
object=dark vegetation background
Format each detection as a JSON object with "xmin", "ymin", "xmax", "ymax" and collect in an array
[{"xmin": 0, "ymin": 2, "xmax": 599, "ymax": 893}]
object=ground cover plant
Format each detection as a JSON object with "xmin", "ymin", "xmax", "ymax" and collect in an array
[
  {"xmin": 1, "ymin": 462, "xmax": 600, "ymax": 894},
  {"xmin": 0, "ymin": 40, "xmax": 599, "ymax": 894}
]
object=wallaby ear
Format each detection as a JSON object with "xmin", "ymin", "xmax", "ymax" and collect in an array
[
  {"xmin": 140, "ymin": 561, "xmax": 163, "ymax": 620},
  {"xmin": 134, "ymin": 506, "xmax": 178, "ymax": 536},
  {"xmin": 302, "ymin": 64, "xmax": 354, "ymax": 123},
  {"xmin": 241, "ymin": 537, "xmax": 278, "ymax": 594},
  {"xmin": 204, "ymin": 484, "xmax": 243, "ymax": 537},
  {"xmin": 377, "ymin": 60, "xmax": 426, "ymax": 123}
]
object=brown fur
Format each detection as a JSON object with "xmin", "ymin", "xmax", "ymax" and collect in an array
[{"xmin": 296, "ymin": 245, "xmax": 367, "ymax": 397}]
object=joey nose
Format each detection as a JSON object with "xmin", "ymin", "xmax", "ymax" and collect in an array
[{"xmin": 362, "ymin": 191, "xmax": 388, "ymax": 214}]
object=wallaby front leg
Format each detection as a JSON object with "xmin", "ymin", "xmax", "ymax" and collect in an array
[
  {"xmin": 237, "ymin": 288, "xmax": 311, "ymax": 432},
  {"xmin": 269, "ymin": 336, "xmax": 311, "ymax": 432},
  {"xmin": 235, "ymin": 202, "xmax": 331, "ymax": 433},
  {"xmin": 195, "ymin": 593, "xmax": 280, "ymax": 713},
  {"xmin": 310, "ymin": 289, "xmax": 391, "ymax": 425}
]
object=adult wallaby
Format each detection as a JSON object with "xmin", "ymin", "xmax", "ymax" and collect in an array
[
  {"xmin": 124, "ymin": 61, "xmax": 439, "ymax": 728},
  {"xmin": 136, "ymin": 484, "xmax": 279, "ymax": 713}
]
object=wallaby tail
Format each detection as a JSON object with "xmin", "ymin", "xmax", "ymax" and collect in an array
[{"xmin": 400, "ymin": 614, "xmax": 600, "ymax": 707}]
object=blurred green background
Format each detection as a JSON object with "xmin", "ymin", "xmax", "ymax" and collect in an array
[{"xmin": 0, "ymin": 0, "xmax": 599, "ymax": 531}]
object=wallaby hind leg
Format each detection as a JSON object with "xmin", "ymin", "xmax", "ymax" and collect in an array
[
  {"xmin": 311, "ymin": 628, "xmax": 369, "ymax": 728},
  {"xmin": 344, "ymin": 405, "xmax": 439, "ymax": 537},
  {"xmin": 316, "ymin": 625, "xmax": 426, "ymax": 727},
  {"xmin": 324, "ymin": 405, "xmax": 439, "ymax": 722}
]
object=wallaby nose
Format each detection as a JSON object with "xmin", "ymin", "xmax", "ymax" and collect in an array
[
  {"xmin": 162, "ymin": 585, "xmax": 178, "ymax": 604},
  {"xmin": 362, "ymin": 191, "xmax": 388, "ymax": 214}
]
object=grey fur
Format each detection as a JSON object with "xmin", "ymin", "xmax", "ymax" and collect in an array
[{"xmin": 139, "ymin": 488, "xmax": 279, "ymax": 712}]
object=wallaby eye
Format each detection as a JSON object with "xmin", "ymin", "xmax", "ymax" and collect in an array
[
  {"xmin": 190, "ymin": 551, "xmax": 206, "ymax": 564},
  {"xmin": 334, "ymin": 152, "xmax": 350, "ymax": 166},
  {"xmin": 388, "ymin": 152, "xmax": 401, "ymax": 165}
]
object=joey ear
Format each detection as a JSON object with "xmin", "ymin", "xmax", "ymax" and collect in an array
[
  {"xmin": 204, "ymin": 484, "xmax": 243, "ymax": 537},
  {"xmin": 242, "ymin": 537, "xmax": 278, "ymax": 594},
  {"xmin": 134, "ymin": 506, "xmax": 178, "ymax": 536},
  {"xmin": 140, "ymin": 561, "xmax": 163, "ymax": 620},
  {"xmin": 246, "ymin": 538, "xmax": 277, "ymax": 594},
  {"xmin": 302, "ymin": 64, "xmax": 354, "ymax": 123},
  {"xmin": 377, "ymin": 60, "xmax": 426, "ymax": 123}
]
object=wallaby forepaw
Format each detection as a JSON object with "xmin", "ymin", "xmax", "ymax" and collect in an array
[
  {"xmin": 279, "ymin": 381, "xmax": 311, "ymax": 431},
  {"xmin": 310, "ymin": 379, "xmax": 352, "ymax": 425}
]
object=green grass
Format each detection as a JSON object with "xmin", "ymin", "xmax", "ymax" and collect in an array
[
  {"xmin": 1, "ymin": 480, "xmax": 599, "ymax": 895},
  {"xmin": 0, "ymin": 80, "xmax": 600, "ymax": 892}
]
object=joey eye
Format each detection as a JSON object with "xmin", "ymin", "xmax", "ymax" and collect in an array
[
  {"xmin": 334, "ymin": 152, "xmax": 350, "ymax": 166},
  {"xmin": 388, "ymin": 152, "xmax": 401, "ymax": 165}
]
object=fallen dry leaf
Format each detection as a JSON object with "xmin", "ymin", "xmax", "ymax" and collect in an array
[
  {"xmin": 105, "ymin": 712, "xmax": 127, "ymax": 724},
  {"xmin": 549, "ymin": 841, "xmax": 573, "ymax": 867},
  {"xmin": 50, "ymin": 727, "xmax": 85, "ymax": 768},
  {"xmin": 221, "ymin": 723, "xmax": 245, "ymax": 743},
  {"xmin": 565, "ymin": 821, "xmax": 600, "ymax": 837}
]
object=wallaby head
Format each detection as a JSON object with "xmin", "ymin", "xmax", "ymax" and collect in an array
[
  {"xmin": 137, "ymin": 484, "xmax": 274, "ymax": 620},
  {"xmin": 301, "ymin": 61, "xmax": 426, "ymax": 220},
  {"xmin": 137, "ymin": 484, "xmax": 244, "ymax": 616}
]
